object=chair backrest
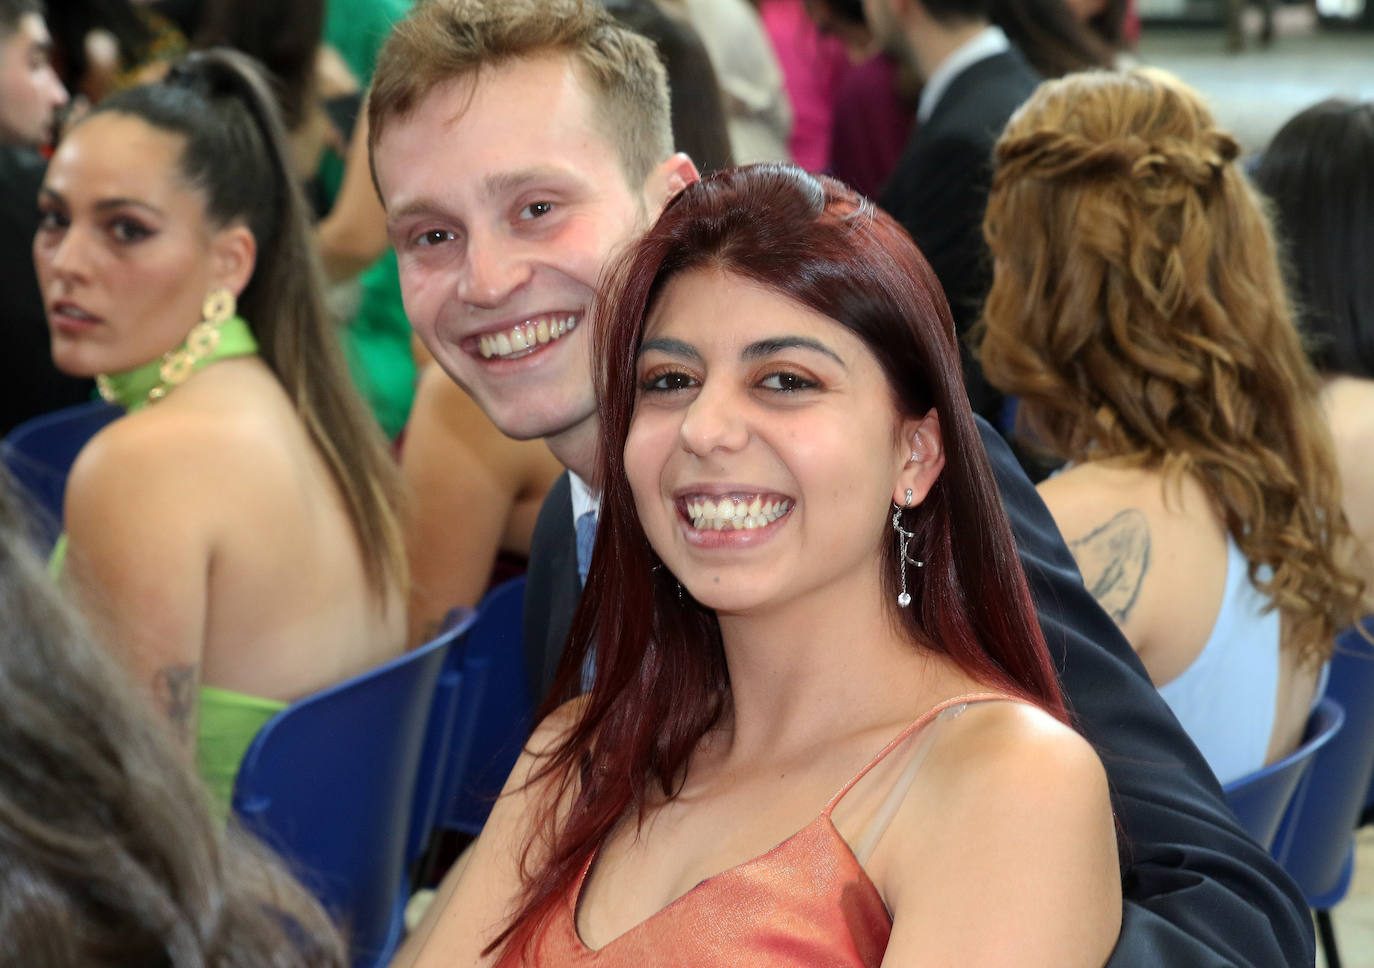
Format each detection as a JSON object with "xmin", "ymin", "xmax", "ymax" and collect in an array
[
  {"xmin": 232, "ymin": 633, "xmax": 454, "ymax": 968},
  {"xmin": 1, "ymin": 401, "xmax": 121, "ymax": 547},
  {"xmin": 437, "ymin": 576, "xmax": 534, "ymax": 838},
  {"xmin": 405, "ymin": 608, "xmax": 477, "ymax": 876},
  {"xmin": 1272, "ymin": 617, "xmax": 1374, "ymax": 908},
  {"xmin": 1223, "ymin": 696, "xmax": 1344, "ymax": 851}
]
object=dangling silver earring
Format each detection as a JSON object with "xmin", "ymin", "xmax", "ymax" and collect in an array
[{"xmin": 891, "ymin": 488, "xmax": 924, "ymax": 608}]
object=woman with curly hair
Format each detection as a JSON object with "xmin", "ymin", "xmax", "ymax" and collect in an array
[{"xmin": 977, "ymin": 69, "xmax": 1366, "ymax": 785}]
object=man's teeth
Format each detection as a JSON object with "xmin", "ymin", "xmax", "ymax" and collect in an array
[
  {"xmin": 478, "ymin": 315, "xmax": 578, "ymax": 359},
  {"xmin": 687, "ymin": 497, "xmax": 792, "ymax": 531}
]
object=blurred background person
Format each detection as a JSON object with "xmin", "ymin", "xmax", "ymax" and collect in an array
[
  {"xmin": 0, "ymin": 0, "xmax": 89, "ymax": 437},
  {"xmin": 45, "ymin": 0, "xmax": 186, "ymax": 103},
  {"xmin": 868, "ymin": 0, "xmax": 1112, "ymax": 425},
  {"xmin": 802, "ymin": 0, "xmax": 915, "ymax": 198},
  {"xmin": 403, "ymin": 366, "xmax": 564, "ymax": 645},
  {"xmin": 37, "ymin": 49, "xmax": 407, "ymax": 810},
  {"xmin": 1255, "ymin": 97, "xmax": 1374, "ymax": 598},
  {"xmin": 662, "ymin": 0, "xmax": 792, "ymax": 164},
  {"xmin": 0, "ymin": 467, "xmax": 347, "ymax": 968},
  {"xmin": 978, "ymin": 70, "xmax": 1366, "ymax": 785}
]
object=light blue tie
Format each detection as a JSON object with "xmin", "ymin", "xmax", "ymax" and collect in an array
[
  {"xmin": 574, "ymin": 509, "xmax": 599, "ymax": 690},
  {"xmin": 575, "ymin": 509, "xmax": 598, "ymax": 588}
]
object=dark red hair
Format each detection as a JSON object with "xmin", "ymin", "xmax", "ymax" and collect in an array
[{"xmin": 491, "ymin": 164, "xmax": 1066, "ymax": 960}]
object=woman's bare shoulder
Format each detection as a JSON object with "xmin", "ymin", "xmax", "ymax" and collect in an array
[
  {"xmin": 879, "ymin": 700, "xmax": 1120, "ymax": 966},
  {"xmin": 1324, "ymin": 376, "xmax": 1374, "ymax": 453}
]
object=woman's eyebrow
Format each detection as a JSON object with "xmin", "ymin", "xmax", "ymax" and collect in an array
[
  {"xmin": 638, "ymin": 337, "xmax": 701, "ymax": 361},
  {"xmin": 743, "ymin": 336, "xmax": 846, "ymax": 368}
]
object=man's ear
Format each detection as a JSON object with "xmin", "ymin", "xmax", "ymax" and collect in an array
[
  {"xmin": 209, "ymin": 223, "xmax": 257, "ymax": 299},
  {"xmin": 644, "ymin": 152, "xmax": 700, "ymax": 217},
  {"xmin": 892, "ymin": 408, "xmax": 945, "ymax": 507}
]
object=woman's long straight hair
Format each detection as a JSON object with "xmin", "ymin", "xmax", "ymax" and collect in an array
[{"xmin": 490, "ymin": 165, "xmax": 1068, "ymax": 961}]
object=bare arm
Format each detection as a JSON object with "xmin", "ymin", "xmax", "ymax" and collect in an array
[
  {"xmin": 403, "ymin": 367, "xmax": 562, "ymax": 643},
  {"xmin": 315, "ymin": 105, "xmax": 390, "ymax": 283},
  {"xmin": 881, "ymin": 703, "xmax": 1121, "ymax": 967},
  {"xmin": 392, "ymin": 702, "xmax": 584, "ymax": 967},
  {"xmin": 61, "ymin": 420, "xmax": 214, "ymax": 746}
]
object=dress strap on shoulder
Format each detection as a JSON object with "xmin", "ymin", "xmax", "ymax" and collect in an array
[{"xmin": 822, "ymin": 692, "xmax": 1018, "ymax": 817}]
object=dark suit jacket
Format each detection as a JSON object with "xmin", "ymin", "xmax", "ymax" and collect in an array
[
  {"xmin": 878, "ymin": 47, "xmax": 1039, "ymax": 423},
  {"xmin": 0, "ymin": 147, "xmax": 92, "ymax": 436},
  {"xmin": 523, "ymin": 416, "xmax": 1313, "ymax": 966}
]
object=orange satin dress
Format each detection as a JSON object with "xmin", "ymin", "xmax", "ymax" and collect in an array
[{"xmin": 516, "ymin": 693, "xmax": 1014, "ymax": 967}]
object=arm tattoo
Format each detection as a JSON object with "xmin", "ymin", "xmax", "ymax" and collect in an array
[
  {"xmin": 153, "ymin": 663, "xmax": 199, "ymax": 744},
  {"xmin": 1069, "ymin": 509, "xmax": 1151, "ymax": 624}
]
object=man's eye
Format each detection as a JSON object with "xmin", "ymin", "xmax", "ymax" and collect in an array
[
  {"xmin": 414, "ymin": 229, "xmax": 454, "ymax": 247},
  {"xmin": 759, "ymin": 372, "xmax": 817, "ymax": 392},
  {"xmin": 519, "ymin": 201, "xmax": 554, "ymax": 220}
]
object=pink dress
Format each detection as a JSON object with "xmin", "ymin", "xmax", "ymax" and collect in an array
[{"xmin": 512, "ymin": 693, "xmax": 1016, "ymax": 967}]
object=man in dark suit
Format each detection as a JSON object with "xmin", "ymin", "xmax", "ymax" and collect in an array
[
  {"xmin": 0, "ymin": 0, "xmax": 90, "ymax": 435},
  {"xmin": 871, "ymin": 0, "xmax": 1038, "ymax": 423},
  {"xmin": 369, "ymin": 2, "xmax": 1312, "ymax": 963}
]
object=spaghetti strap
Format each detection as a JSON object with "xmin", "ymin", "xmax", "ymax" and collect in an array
[{"xmin": 821, "ymin": 692, "xmax": 1018, "ymax": 817}]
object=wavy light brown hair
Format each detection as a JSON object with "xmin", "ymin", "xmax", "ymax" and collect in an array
[{"xmin": 977, "ymin": 69, "xmax": 1365, "ymax": 664}]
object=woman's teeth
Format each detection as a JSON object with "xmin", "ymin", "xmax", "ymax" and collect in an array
[
  {"xmin": 478, "ymin": 315, "xmax": 578, "ymax": 359},
  {"xmin": 686, "ymin": 497, "xmax": 792, "ymax": 531}
]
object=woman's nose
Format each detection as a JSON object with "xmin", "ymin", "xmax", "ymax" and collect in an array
[{"xmin": 679, "ymin": 380, "xmax": 749, "ymax": 456}]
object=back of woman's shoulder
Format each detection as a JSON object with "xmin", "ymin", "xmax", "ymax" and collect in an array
[{"xmin": 1324, "ymin": 376, "xmax": 1374, "ymax": 449}]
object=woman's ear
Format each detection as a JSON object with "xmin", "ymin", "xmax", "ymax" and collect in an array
[
  {"xmin": 892, "ymin": 408, "xmax": 945, "ymax": 507},
  {"xmin": 209, "ymin": 223, "xmax": 257, "ymax": 299}
]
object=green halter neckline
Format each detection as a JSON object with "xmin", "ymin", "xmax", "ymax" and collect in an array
[{"xmin": 96, "ymin": 315, "xmax": 258, "ymax": 412}]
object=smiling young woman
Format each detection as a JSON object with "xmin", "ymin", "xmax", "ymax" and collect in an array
[{"xmin": 393, "ymin": 164, "xmax": 1120, "ymax": 968}]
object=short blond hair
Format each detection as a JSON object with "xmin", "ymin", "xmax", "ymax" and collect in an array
[{"xmin": 368, "ymin": 0, "xmax": 672, "ymax": 187}]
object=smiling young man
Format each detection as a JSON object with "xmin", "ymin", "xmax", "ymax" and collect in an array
[{"xmin": 369, "ymin": 3, "xmax": 1312, "ymax": 966}]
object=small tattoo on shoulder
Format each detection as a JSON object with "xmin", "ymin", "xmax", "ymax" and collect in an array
[
  {"xmin": 1069, "ymin": 509, "xmax": 1151, "ymax": 624},
  {"xmin": 153, "ymin": 663, "xmax": 199, "ymax": 741}
]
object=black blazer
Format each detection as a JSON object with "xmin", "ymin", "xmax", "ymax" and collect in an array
[
  {"xmin": 878, "ymin": 47, "xmax": 1039, "ymax": 423},
  {"xmin": 522, "ymin": 416, "xmax": 1312, "ymax": 965},
  {"xmin": 0, "ymin": 147, "xmax": 93, "ymax": 436}
]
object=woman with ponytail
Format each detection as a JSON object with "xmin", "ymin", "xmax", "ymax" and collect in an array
[
  {"xmin": 977, "ymin": 70, "xmax": 1366, "ymax": 785},
  {"xmin": 34, "ymin": 48, "xmax": 407, "ymax": 808}
]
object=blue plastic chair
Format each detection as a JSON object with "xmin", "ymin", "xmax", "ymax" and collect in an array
[
  {"xmin": 1, "ymin": 400, "xmax": 120, "ymax": 548},
  {"xmin": 405, "ymin": 608, "xmax": 478, "ymax": 881},
  {"xmin": 1271, "ymin": 618, "xmax": 1374, "ymax": 968},
  {"xmin": 231, "ymin": 632, "xmax": 456, "ymax": 968},
  {"xmin": 435, "ymin": 576, "xmax": 534, "ymax": 839},
  {"xmin": 1223, "ymin": 697, "xmax": 1343, "ymax": 851}
]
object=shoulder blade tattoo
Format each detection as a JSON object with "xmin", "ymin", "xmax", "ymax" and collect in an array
[{"xmin": 1068, "ymin": 509, "xmax": 1151, "ymax": 625}]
